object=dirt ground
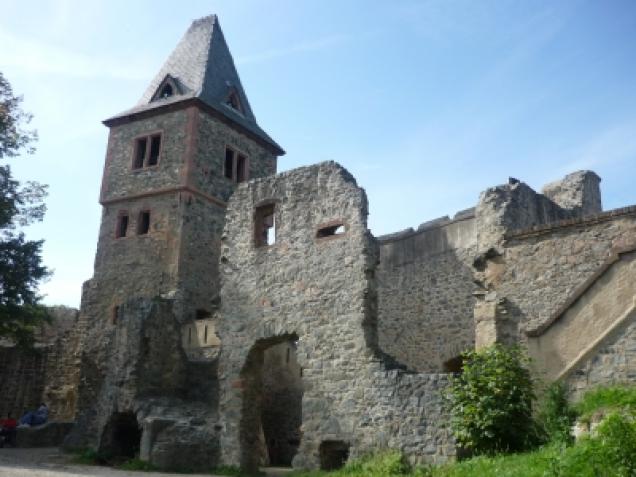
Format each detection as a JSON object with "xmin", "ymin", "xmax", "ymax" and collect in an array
[{"xmin": 0, "ymin": 448, "xmax": 294, "ymax": 477}]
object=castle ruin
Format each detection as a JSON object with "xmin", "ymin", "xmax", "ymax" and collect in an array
[{"xmin": 1, "ymin": 15, "xmax": 635, "ymax": 472}]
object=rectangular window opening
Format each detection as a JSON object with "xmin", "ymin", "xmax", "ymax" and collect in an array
[
  {"xmin": 133, "ymin": 138, "xmax": 147, "ymax": 169},
  {"xmin": 111, "ymin": 305, "xmax": 120, "ymax": 325},
  {"xmin": 195, "ymin": 309, "xmax": 211, "ymax": 320},
  {"xmin": 255, "ymin": 204, "xmax": 276, "ymax": 247},
  {"xmin": 116, "ymin": 214, "xmax": 129, "ymax": 238},
  {"xmin": 137, "ymin": 211, "xmax": 150, "ymax": 235},
  {"xmin": 224, "ymin": 148, "xmax": 234, "ymax": 180},
  {"xmin": 317, "ymin": 223, "xmax": 346, "ymax": 238},
  {"xmin": 204, "ymin": 325, "xmax": 208, "ymax": 344},
  {"xmin": 236, "ymin": 154, "xmax": 247, "ymax": 183},
  {"xmin": 148, "ymin": 135, "xmax": 161, "ymax": 166}
]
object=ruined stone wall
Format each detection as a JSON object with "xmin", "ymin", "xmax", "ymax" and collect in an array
[
  {"xmin": 176, "ymin": 196, "xmax": 226, "ymax": 319},
  {"xmin": 217, "ymin": 162, "xmax": 454, "ymax": 471},
  {"xmin": 0, "ymin": 306, "xmax": 80, "ymax": 421},
  {"xmin": 495, "ymin": 208, "xmax": 636, "ymax": 338},
  {"xmin": 565, "ymin": 315, "xmax": 636, "ymax": 399},
  {"xmin": 376, "ymin": 215, "xmax": 477, "ymax": 372},
  {"xmin": 66, "ymin": 297, "xmax": 220, "ymax": 468},
  {"xmin": 527, "ymin": 249, "xmax": 636, "ymax": 382}
]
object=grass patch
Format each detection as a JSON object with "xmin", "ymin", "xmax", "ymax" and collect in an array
[
  {"xmin": 574, "ymin": 385, "xmax": 636, "ymax": 422},
  {"xmin": 118, "ymin": 458, "xmax": 159, "ymax": 472}
]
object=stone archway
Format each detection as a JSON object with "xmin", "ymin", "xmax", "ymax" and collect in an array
[
  {"xmin": 239, "ymin": 333, "xmax": 303, "ymax": 471},
  {"xmin": 98, "ymin": 411, "xmax": 142, "ymax": 462}
]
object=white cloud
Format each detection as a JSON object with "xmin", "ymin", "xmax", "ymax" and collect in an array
[
  {"xmin": 559, "ymin": 122, "xmax": 636, "ymax": 173},
  {"xmin": 0, "ymin": 29, "xmax": 150, "ymax": 81}
]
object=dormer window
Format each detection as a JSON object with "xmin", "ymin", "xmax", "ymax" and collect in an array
[
  {"xmin": 224, "ymin": 87, "xmax": 243, "ymax": 113},
  {"xmin": 159, "ymin": 83, "xmax": 173, "ymax": 98},
  {"xmin": 151, "ymin": 75, "xmax": 180, "ymax": 102}
]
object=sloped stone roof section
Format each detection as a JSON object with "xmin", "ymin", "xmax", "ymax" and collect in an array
[{"xmin": 104, "ymin": 15, "xmax": 284, "ymax": 155}]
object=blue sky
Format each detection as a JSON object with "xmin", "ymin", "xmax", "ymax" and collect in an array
[{"xmin": 2, "ymin": 0, "xmax": 636, "ymax": 307}]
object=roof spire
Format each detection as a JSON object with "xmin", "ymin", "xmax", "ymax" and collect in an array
[{"xmin": 106, "ymin": 15, "xmax": 283, "ymax": 155}]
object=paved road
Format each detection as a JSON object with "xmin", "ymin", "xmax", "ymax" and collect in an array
[
  {"xmin": 0, "ymin": 448, "xmax": 295, "ymax": 477},
  {"xmin": 0, "ymin": 447, "xmax": 219, "ymax": 477}
]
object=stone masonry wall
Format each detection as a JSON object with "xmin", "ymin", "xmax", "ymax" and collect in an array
[
  {"xmin": 0, "ymin": 306, "xmax": 80, "ymax": 421},
  {"xmin": 496, "ymin": 210, "xmax": 636, "ymax": 339},
  {"xmin": 565, "ymin": 314, "xmax": 636, "ymax": 399},
  {"xmin": 192, "ymin": 111, "xmax": 277, "ymax": 202},
  {"xmin": 217, "ymin": 162, "xmax": 454, "ymax": 471},
  {"xmin": 101, "ymin": 110, "xmax": 189, "ymax": 202},
  {"xmin": 376, "ymin": 215, "xmax": 477, "ymax": 372}
]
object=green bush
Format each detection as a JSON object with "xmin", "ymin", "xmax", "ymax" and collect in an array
[
  {"xmin": 551, "ymin": 412, "xmax": 636, "ymax": 477},
  {"xmin": 445, "ymin": 345, "xmax": 538, "ymax": 455},
  {"xmin": 536, "ymin": 382, "xmax": 576, "ymax": 445}
]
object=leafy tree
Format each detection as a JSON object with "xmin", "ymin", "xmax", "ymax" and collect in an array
[
  {"xmin": 0, "ymin": 71, "xmax": 50, "ymax": 348},
  {"xmin": 445, "ymin": 344, "xmax": 538, "ymax": 455}
]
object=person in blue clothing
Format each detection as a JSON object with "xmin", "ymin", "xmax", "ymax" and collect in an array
[{"xmin": 18, "ymin": 403, "xmax": 48, "ymax": 427}]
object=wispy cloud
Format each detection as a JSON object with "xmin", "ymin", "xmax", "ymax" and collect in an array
[
  {"xmin": 236, "ymin": 33, "xmax": 349, "ymax": 65},
  {"xmin": 558, "ymin": 121, "xmax": 636, "ymax": 174},
  {"xmin": 0, "ymin": 29, "xmax": 149, "ymax": 81}
]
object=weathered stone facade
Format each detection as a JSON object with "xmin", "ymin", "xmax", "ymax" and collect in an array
[
  {"xmin": 216, "ymin": 163, "xmax": 455, "ymax": 471},
  {"xmin": 2, "ymin": 13, "xmax": 635, "ymax": 473},
  {"xmin": 0, "ymin": 306, "xmax": 80, "ymax": 422},
  {"xmin": 376, "ymin": 215, "xmax": 477, "ymax": 372}
]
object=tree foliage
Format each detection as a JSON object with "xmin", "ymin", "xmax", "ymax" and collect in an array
[
  {"xmin": 445, "ymin": 344, "xmax": 538, "ymax": 455},
  {"xmin": 0, "ymin": 71, "xmax": 50, "ymax": 348}
]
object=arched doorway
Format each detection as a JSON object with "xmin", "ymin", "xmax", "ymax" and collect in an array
[
  {"xmin": 99, "ymin": 411, "xmax": 142, "ymax": 462},
  {"xmin": 240, "ymin": 334, "xmax": 303, "ymax": 471}
]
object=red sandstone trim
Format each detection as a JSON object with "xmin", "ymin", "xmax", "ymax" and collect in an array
[
  {"xmin": 102, "ymin": 98, "xmax": 285, "ymax": 156},
  {"xmin": 130, "ymin": 129, "xmax": 164, "ymax": 171},
  {"xmin": 100, "ymin": 186, "xmax": 227, "ymax": 209},
  {"xmin": 182, "ymin": 107, "xmax": 199, "ymax": 187},
  {"xmin": 507, "ymin": 205, "xmax": 636, "ymax": 241},
  {"xmin": 526, "ymin": 243, "xmax": 636, "ymax": 337}
]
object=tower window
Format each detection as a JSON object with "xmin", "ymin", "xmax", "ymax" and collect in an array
[
  {"xmin": 160, "ymin": 83, "xmax": 173, "ymax": 98},
  {"xmin": 132, "ymin": 133, "xmax": 162, "ymax": 169},
  {"xmin": 255, "ymin": 204, "xmax": 276, "ymax": 247},
  {"xmin": 133, "ymin": 138, "xmax": 147, "ymax": 169},
  {"xmin": 236, "ymin": 154, "xmax": 247, "ymax": 183},
  {"xmin": 148, "ymin": 135, "xmax": 161, "ymax": 166},
  {"xmin": 223, "ymin": 147, "xmax": 249, "ymax": 183},
  {"xmin": 116, "ymin": 213, "xmax": 129, "ymax": 238},
  {"xmin": 137, "ymin": 211, "xmax": 150, "ymax": 235},
  {"xmin": 224, "ymin": 148, "xmax": 234, "ymax": 179}
]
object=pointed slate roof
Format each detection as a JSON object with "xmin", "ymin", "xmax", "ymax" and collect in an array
[{"xmin": 105, "ymin": 15, "xmax": 284, "ymax": 155}]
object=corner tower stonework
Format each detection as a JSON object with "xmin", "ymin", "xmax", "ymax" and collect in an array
[{"xmin": 66, "ymin": 15, "xmax": 283, "ymax": 466}]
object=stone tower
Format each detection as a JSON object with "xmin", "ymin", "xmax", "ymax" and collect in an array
[
  {"xmin": 66, "ymin": 15, "xmax": 283, "ymax": 463},
  {"xmin": 95, "ymin": 14, "xmax": 284, "ymax": 320}
]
